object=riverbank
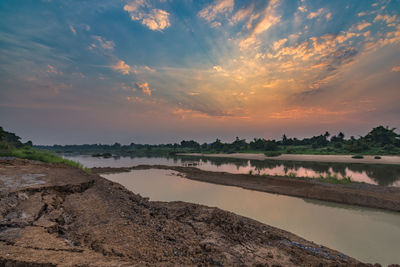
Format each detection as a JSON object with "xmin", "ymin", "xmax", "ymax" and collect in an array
[
  {"xmin": 0, "ymin": 158, "xmax": 376, "ymax": 266},
  {"xmin": 93, "ymin": 165, "xmax": 400, "ymax": 212},
  {"xmin": 180, "ymin": 153, "xmax": 400, "ymax": 165}
]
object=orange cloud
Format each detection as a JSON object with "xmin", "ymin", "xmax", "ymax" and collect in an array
[
  {"xmin": 392, "ymin": 66, "xmax": 400, "ymax": 72},
  {"xmin": 355, "ymin": 21, "xmax": 371, "ymax": 31},
  {"xmin": 269, "ymin": 107, "xmax": 348, "ymax": 119},
  {"xmin": 142, "ymin": 9, "xmax": 170, "ymax": 31},
  {"xmin": 307, "ymin": 8, "xmax": 324, "ymax": 19},
  {"xmin": 231, "ymin": 4, "xmax": 253, "ymax": 24},
  {"xmin": 112, "ymin": 60, "xmax": 133, "ymax": 75},
  {"xmin": 136, "ymin": 82, "xmax": 151, "ymax": 96},
  {"xmin": 124, "ymin": 1, "xmax": 170, "ymax": 31},
  {"xmin": 198, "ymin": 0, "xmax": 234, "ymax": 22}
]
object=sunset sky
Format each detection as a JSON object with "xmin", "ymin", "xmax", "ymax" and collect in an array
[{"xmin": 0, "ymin": 0, "xmax": 399, "ymax": 144}]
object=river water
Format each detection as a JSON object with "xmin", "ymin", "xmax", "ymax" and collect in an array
[
  {"xmin": 64, "ymin": 154, "xmax": 400, "ymax": 187},
  {"xmin": 65, "ymin": 155, "xmax": 400, "ymax": 265}
]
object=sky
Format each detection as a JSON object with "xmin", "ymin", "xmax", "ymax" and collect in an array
[{"xmin": 0, "ymin": 0, "xmax": 399, "ymax": 145}]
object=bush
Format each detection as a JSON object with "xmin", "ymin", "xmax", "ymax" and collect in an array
[
  {"xmin": 264, "ymin": 151, "xmax": 281, "ymax": 157},
  {"xmin": 352, "ymin": 155, "xmax": 364, "ymax": 159},
  {"xmin": 374, "ymin": 156, "xmax": 381, "ymax": 159}
]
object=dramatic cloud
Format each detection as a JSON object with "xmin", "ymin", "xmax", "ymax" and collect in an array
[{"xmin": 1, "ymin": 0, "xmax": 400, "ymax": 144}]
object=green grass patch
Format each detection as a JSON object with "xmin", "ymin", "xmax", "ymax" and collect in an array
[{"xmin": 0, "ymin": 147, "xmax": 90, "ymax": 173}]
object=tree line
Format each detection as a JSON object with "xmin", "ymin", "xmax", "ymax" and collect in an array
[{"xmin": 35, "ymin": 126, "xmax": 400, "ymax": 155}]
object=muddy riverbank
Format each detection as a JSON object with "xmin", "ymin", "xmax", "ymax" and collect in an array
[
  {"xmin": 180, "ymin": 153, "xmax": 400, "ymax": 165},
  {"xmin": 92, "ymin": 165, "xmax": 400, "ymax": 212},
  {"xmin": 0, "ymin": 158, "xmax": 378, "ymax": 266}
]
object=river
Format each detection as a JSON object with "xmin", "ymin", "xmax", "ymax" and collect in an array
[{"xmin": 65, "ymin": 155, "xmax": 400, "ymax": 265}]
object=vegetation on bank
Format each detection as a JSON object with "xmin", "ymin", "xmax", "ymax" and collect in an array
[
  {"xmin": 269, "ymin": 172, "xmax": 354, "ymax": 185},
  {"xmin": 0, "ymin": 127, "xmax": 90, "ymax": 172},
  {"xmin": 36, "ymin": 126, "xmax": 400, "ymax": 156}
]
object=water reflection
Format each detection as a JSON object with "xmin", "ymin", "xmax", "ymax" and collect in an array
[
  {"xmin": 63, "ymin": 154, "xmax": 400, "ymax": 187},
  {"xmin": 103, "ymin": 169, "xmax": 400, "ymax": 265}
]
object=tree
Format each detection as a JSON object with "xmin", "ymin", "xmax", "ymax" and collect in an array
[
  {"xmin": 338, "ymin": 132, "xmax": 345, "ymax": 141},
  {"xmin": 231, "ymin": 137, "xmax": 247, "ymax": 150},
  {"xmin": 210, "ymin": 139, "xmax": 223, "ymax": 151},
  {"xmin": 364, "ymin": 126, "xmax": 398, "ymax": 146}
]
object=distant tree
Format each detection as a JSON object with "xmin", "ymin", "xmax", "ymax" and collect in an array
[
  {"xmin": 364, "ymin": 126, "xmax": 398, "ymax": 146},
  {"xmin": 282, "ymin": 134, "xmax": 287, "ymax": 143},
  {"xmin": 338, "ymin": 132, "xmax": 345, "ymax": 141},
  {"xmin": 210, "ymin": 139, "xmax": 223, "ymax": 151},
  {"xmin": 231, "ymin": 137, "xmax": 247, "ymax": 150},
  {"xmin": 112, "ymin": 142, "xmax": 121, "ymax": 148},
  {"xmin": 264, "ymin": 140, "xmax": 278, "ymax": 151},
  {"xmin": 24, "ymin": 141, "xmax": 33, "ymax": 147},
  {"xmin": 201, "ymin": 142, "xmax": 208, "ymax": 150},
  {"xmin": 180, "ymin": 140, "xmax": 200, "ymax": 149}
]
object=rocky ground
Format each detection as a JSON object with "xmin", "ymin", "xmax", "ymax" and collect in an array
[{"xmin": 0, "ymin": 158, "xmax": 387, "ymax": 266}]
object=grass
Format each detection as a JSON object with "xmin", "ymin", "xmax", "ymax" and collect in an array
[
  {"xmin": 0, "ymin": 146, "xmax": 90, "ymax": 173},
  {"xmin": 318, "ymin": 173, "xmax": 352, "ymax": 184},
  {"xmin": 262, "ymin": 171, "xmax": 354, "ymax": 185}
]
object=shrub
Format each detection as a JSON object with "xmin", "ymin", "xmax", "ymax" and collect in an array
[
  {"xmin": 264, "ymin": 151, "xmax": 281, "ymax": 157},
  {"xmin": 374, "ymin": 156, "xmax": 381, "ymax": 159},
  {"xmin": 352, "ymin": 155, "xmax": 364, "ymax": 159}
]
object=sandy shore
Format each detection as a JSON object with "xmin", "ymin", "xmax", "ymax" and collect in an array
[
  {"xmin": 0, "ymin": 158, "xmax": 374, "ymax": 266},
  {"xmin": 180, "ymin": 153, "xmax": 400, "ymax": 165}
]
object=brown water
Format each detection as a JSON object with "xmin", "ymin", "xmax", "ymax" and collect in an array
[
  {"xmin": 64, "ymin": 154, "xmax": 400, "ymax": 187},
  {"xmin": 103, "ymin": 169, "xmax": 400, "ymax": 265}
]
